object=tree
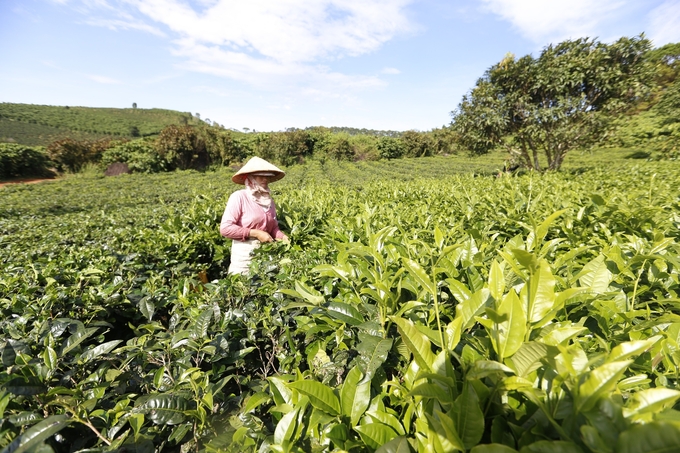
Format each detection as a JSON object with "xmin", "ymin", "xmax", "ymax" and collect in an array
[
  {"xmin": 155, "ymin": 125, "xmax": 208, "ymax": 170},
  {"xmin": 377, "ymin": 136, "xmax": 404, "ymax": 159},
  {"xmin": 401, "ymin": 130, "xmax": 433, "ymax": 158},
  {"xmin": 267, "ymin": 129, "xmax": 314, "ymax": 165},
  {"xmin": 451, "ymin": 35, "xmax": 652, "ymax": 170},
  {"xmin": 132, "ymin": 102, "xmax": 137, "ymax": 109}
]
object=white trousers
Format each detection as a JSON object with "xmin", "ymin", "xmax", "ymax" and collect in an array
[{"xmin": 228, "ymin": 238, "xmax": 260, "ymax": 275}]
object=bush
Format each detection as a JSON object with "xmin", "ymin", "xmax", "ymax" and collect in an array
[
  {"xmin": 155, "ymin": 125, "xmax": 209, "ymax": 170},
  {"xmin": 46, "ymin": 138, "xmax": 120, "ymax": 172},
  {"xmin": 201, "ymin": 128, "xmax": 246, "ymax": 166},
  {"xmin": 377, "ymin": 136, "xmax": 404, "ymax": 159},
  {"xmin": 401, "ymin": 130, "xmax": 434, "ymax": 158},
  {"xmin": 325, "ymin": 133, "xmax": 355, "ymax": 161},
  {"xmin": 266, "ymin": 129, "xmax": 314, "ymax": 166},
  {"xmin": 101, "ymin": 139, "xmax": 168, "ymax": 173},
  {"xmin": 349, "ymin": 134, "xmax": 379, "ymax": 161},
  {"xmin": 0, "ymin": 143, "xmax": 53, "ymax": 179}
]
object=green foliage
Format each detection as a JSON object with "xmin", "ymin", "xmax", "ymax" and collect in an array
[
  {"xmin": 401, "ymin": 130, "xmax": 434, "ymax": 158},
  {"xmin": 0, "ymin": 143, "xmax": 53, "ymax": 179},
  {"xmin": 0, "ymin": 117, "xmax": 113, "ymax": 147},
  {"xmin": 646, "ymin": 42, "xmax": 680, "ymax": 86},
  {"xmin": 452, "ymin": 35, "xmax": 652, "ymax": 170},
  {"xmin": 377, "ymin": 136, "xmax": 405, "ymax": 159},
  {"xmin": 101, "ymin": 139, "xmax": 169, "ymax": 173},
  {"xmin": 324, "ymin": 132, "xmax": 355, "ymax": 161},
  {"xmin": 200, "ymin": 127, "xmax": 247, "ymax": 166},
  {"xmin": 611, "ymin": 108, "xmax": 680, "ymax": 160},
  {"xmin": 0, "ymin": 103, "xmax": 198, "ymax": 144},
  {"xmin": 3, "ymin": 154, "xmax": 680, "ymax": 452},
  {"xmin": 155, "ymin": 125, "xmax": 209, "ymax": 170},
  {"xmin": 265, "ymin": 129, "xmax": 314, "ymax": 166},
  {"xmin": 46, "ymin": 138, "xmax": 106, "ymax": 173}
]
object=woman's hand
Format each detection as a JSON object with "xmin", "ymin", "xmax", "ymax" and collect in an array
[{"xmin": 249, "ymin": 229, "xmax": 273, "ymax": 243}]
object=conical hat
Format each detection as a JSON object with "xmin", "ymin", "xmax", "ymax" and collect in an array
[{"xmin": 232, "ymin": 156, "xmax": 285, "ymax": 184}]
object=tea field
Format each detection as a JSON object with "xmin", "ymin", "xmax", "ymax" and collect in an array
[{"xmin": 2, "ymin": 154, "xmax": 680, "ymax": 453}]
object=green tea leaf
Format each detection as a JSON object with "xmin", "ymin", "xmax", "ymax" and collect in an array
[
  {"xmin": 488, "ymin": 260, "xmax": 505, "ymax": 302},
  {"xmin": 288, "ymin": 380, "xmax": 341, "ymax": 416},
  {"xmin": 623, "ymin": 388, "xmax": 680, "ymax": 419},
  {"xmin": 365, "ymin": 410, "xmax": 406, "ymax": 436},
  {"xmin": 376, "ymin": 436, "xmax": 413, "ymax": 453},
  {"xmin": 327, "ymin": 301, "xmax": 364, "ymax": 325},
  {"xmin": 242, "ymin": 392, "xmax": 271, "ymax": 414},
  {"xmin": 616, "ymin": 421, "xmax": 680, "ymax": 453},
  {"xmin": 139, "ymin": 297, "xmax": 155, "ymax": 321},
  {"xmin": 192, "ymin": 308, "xmax": 213, "ymax": 338},
  {"xmin": 79, "ymin": 340, "xmax": 122, "ymax": 363},
  {"xmin": 493, "ymin": 289, "xmax": 526, "ymax": 361},
  {"xmin": 356, "ymin": 333, "xmax": 393, "ymax": 383},
  {"xmin": 60, "ymin": 327, "xmax": 99, "ymax": 355},
  {"xmin": 294, "ymin": 280, "xmax": 324, "ymax": 305},
  {"xmin": 134, "ymin": 394, "xmax": 188, "ymax": 425},
  {"xmin": 451, "ymin": 384, "xmax": 484, "ymax": 449},
  {"xmin": 2, "ymin": 415, "xmax": 70, "ymax": 453},
  {"xmin": 408, "ymin": 383, "xmax": 453, "ymax": 404},
  {"xmin": 402, "ymin": 258, "xmax": 436, "ymax": 296},
  {"xmin": 3, "ymin": 377, "xmax": 47, "ymax": 396},
  {"xmin": 425, "ymin": 410, "xmax": 465, "ymax": 452},
  {"xmin": 577, "ymin": 255, "xmax": 613, "ymax": 294},
  {"xmin": 391, "ymin": 316, "xmax": 436, "ymax": 372},
  {"xmin": 42, "ymin": 347, "xmax": 57, "ymax": 371},
  {"xmin": 526, "ymin": 259, "xmax": 555, "ymax": 324},
  {"xmin": 274, "ymin": 408, "xmax": 298, "ymax": 445},
  {"xmin": 457, "ymin": 288, "xmax": 492, "ymax": 330},
  {"xmin": 576, "ymin": 360, "xmax": 633, "ymax": 412},
  {"xmin": 606, "ymin": 336, "xmax": 661, "ymax": 363},
  {"xmin": 355, "ymin": 423, "xmax": 398, "ymax": 450},
  {"xmin": 340, "ymin": 367, "xmax": 370, "ymax": 426}
]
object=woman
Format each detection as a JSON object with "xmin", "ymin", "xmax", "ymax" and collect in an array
[{"xmin": 220, "ymin": 156, "xmax": 289, "ymax": 275}]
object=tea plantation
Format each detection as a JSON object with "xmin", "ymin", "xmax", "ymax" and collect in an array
[{"xmin": 1, "ymin": 154, "xmax": 680, "ymax": 453}]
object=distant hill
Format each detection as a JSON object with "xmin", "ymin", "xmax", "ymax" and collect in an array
[{"xmin": 0, "ymin": 103, "xmax": 202, "ymax": 146}]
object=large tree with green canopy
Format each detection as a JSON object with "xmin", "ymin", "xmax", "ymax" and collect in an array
[{"xmin": 451, "ymin": 35, "xmax": 652, "ymax": 171}]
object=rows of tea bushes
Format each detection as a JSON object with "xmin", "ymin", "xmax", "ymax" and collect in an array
[{"xmin": 1, "ymin": 156, "xmax": 680, "ymax": 453}]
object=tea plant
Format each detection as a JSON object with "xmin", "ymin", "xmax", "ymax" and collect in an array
[{"xmin": 2, "ymin": 157, "xmax": 680, "ymax": 452}]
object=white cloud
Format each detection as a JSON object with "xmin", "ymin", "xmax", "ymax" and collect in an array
[
  {"xmin": 478, "ymin": 0, "xmax": 625, "ymax": 44},
  {"xmin": 647, "ymin": 0, "xmax": 680, "ymax": 46},
  {"xmin": 382, "ymin": 67, "xmax": 401, "ymax": 74},
  {"xmin": 124, "ymin": 0, "xmax": 413, "ymax": 64},
  {"xmin": 63, "ymin": 0, "xmax": 412, "ymax": 101},
  {"xmin": 85, "ymin": 17, "xmax": 166, "ymax": 36}
]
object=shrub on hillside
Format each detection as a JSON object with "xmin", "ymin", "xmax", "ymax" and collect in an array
[
  {"xmin": 323, "ymin": 132, "xmax": 355, "ymax": 161},
  {"xmin": 401, "ymin": 130, "xmax": 434, "ymax": 158},
  {"xmin": 46, "ymin": 138, "xmax": 122, "ymax": 173},
  {"xmin": 155, "ymin": 125, "xmax": 209, "ymax": 170},
  {"xmin": 350, "ymin": 134, "xmax": 379, "ymax": 160},
  {"xmin": 201, "ymin": 127, "xmax": 246, "ymax": 166},
  {"xmin": 267, "ymin": 129, "xmax": 314, "ymax": 165},
  {"xmin": 377, "ymin": 136, "xmax": 404, "ymax": 159},
  {"xmin": 101, "ymin": 139, "xmax": 168, "ymax": 173},
  {"xmin": 0, "ymin": 143, "xmax": 54, "ymax": 179}
]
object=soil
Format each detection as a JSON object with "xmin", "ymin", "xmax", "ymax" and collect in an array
[{"xmin": 0, "ymin": 177, "xmax": 58, "ymax": 188}]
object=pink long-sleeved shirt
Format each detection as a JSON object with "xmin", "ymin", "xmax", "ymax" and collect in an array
[{"xmin": 219, "ymin": 189, "xmax": 285, "ymax": 241}]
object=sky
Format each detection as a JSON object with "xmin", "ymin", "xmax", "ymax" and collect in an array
[{"xmin": 1, "ymin": 0, "xmax": 680, "ymax": 132}]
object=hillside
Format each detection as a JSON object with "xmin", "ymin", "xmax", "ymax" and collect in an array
[{"xmin": 0, "ymin": 103, "xmax": 202, "ymax": 146}]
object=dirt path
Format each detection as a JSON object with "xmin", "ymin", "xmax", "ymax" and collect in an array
[{"xmin": 0, "ymin": 177, "xmax": 58, "ymax": 188}]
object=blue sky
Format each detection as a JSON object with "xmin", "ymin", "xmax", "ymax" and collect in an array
[{"xmin": 2, "ymin": 0, "xmax": 679, "ymax": 132}]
